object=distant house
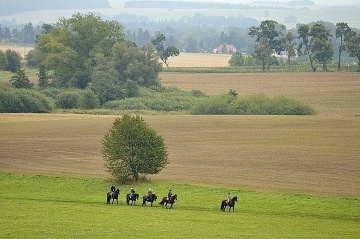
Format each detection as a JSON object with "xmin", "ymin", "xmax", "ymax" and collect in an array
[{"xmin": 213, "ymin": 44, "xmax": 237, "ymax": 54}]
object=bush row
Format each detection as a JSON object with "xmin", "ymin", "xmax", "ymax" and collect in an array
[
  {"xmin": 190, "ymin": 93, "xmax": 316, "ymax": 115},
  {"xmin": 0, "ymin": 85, "xmax": 54, "ymax": 113}
]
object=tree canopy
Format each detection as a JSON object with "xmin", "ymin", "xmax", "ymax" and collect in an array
[
  {"xmin": 36, "ymin": 12, "xmax": 125, "ymax": 89},
  {"xmin": 102, "ymin": 114, "xmax": 168, "ymax": 182}
]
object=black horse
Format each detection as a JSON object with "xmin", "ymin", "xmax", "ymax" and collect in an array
[
  {"xmin": 107, "ymin": 189, "xmax": 120, "ymax": 204},
  {"xmin": 142, "ymin": 194, "xmax": 158, "ymax": 207},
  {"xmin": 220, "ymin": 196, "xmax": 238, "ymax": 212},
  {"xmin": 159, "ymin": 194, "xmax": 177, "ymax": 209},
  {"xmin": 126, "ymin": 193, "xmax": 139, "ymax": 205}
]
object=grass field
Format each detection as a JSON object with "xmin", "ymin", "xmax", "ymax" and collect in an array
[{"xmin": 1, "ymin": 173, "xmax": 359, "ymax": 238}]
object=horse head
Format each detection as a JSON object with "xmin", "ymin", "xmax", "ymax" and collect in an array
[
  {"xmin": 172, "ymin": 194, "xmax": 177, "ymax": 201},
  {"xmin": 153, "ymin": 194, "xmax": 157, "ymax": 201},
  {"xmin": 232, "ymin": 196, "xmax": 237, "ymax": 202}
]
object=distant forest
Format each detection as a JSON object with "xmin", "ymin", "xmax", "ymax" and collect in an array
[
  {"xmin": 0, "ymin": 0, "xmax": 110, "ymax": 15},
  {"xmin": 124, "ymin": 0, "xmax": 315, "ymax": 9}
]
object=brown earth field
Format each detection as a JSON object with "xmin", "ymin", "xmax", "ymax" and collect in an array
[{"xmin": 1, "ymin": 115, "xmax": 360, "ymax": 197}]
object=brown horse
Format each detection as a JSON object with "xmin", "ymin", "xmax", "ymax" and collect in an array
[
  {"xmin": 220, "ymin": 196, "xmax": 238, "ymax": 212},
  {"xmin": 159, "ymin": 194, "xmax": 177, "ymax": 209}
]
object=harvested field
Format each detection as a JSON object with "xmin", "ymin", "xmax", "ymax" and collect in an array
[
  {"xmin": 1, "ymin": 113, "xmax": 359, "ymax": 197},
  {"xmin": 160, "ymin": 72, "xmax": 360, "ymax": 116}
]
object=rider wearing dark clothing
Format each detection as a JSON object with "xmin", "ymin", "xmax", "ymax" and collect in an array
[
  {"xmin": 129, "ymin": 188, "xmax": 135, "ymax": 199},
  {"xmin": 110, "ymin": 185, "xmax": 116, "ymax": 196},
  {"xmin": 167, "ymin": 189, "xmax": 172, "ymax": 201}
]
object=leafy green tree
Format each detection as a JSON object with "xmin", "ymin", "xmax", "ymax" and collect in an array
[
  {"xmin": 253, "ymin": 37, "xmax": 271, "ymax": 72},
  {"xmin": 151, "ymin": 33, "xmax": 180, "ymax": 67},
  {"xmin": 0, "ymin": 50, "xmax": 7, "ymax": 70},
  {"xmin": 10, "ymin": 69, "xmax": 33, "ymax": 89},
  {"xmin": 281, "ymin": 30, "xmax": 297, "ymax": 70},
  {"xmin": 335, "ymin": 22, "xmax": 351, "ymax": 70},
  {"xmin": 36, "ymin": 12, "xmax": 125, "ymax": 89},
  {"xmin": 344, "ymin": 30, "xmax": 360, "ymax": 70},
  {"xmin": 37, "ymin": 65, "xmax": 48, "ymax": 88},
  {"xmin": 249, "ymin": 20, "xmax": 286, "ymax": 70},
  {"xmin": 297, "ymin": 23, "xmax": 333, "ymax": 71},
  {"xmin": 228, "ymin": 52, "xmax": 245, "ymax": 67},
  {"xmin": 5, "ymin": 49, "xmax": 21, "ymax": 72},
  {"xmin": 102, "ymin": 114, "xmax": 168, "ymax": 182}
]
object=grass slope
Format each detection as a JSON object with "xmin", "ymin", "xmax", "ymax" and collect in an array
[{"xmin": 1, "ymin": 173, "xmax": 359, "ymax": 238}]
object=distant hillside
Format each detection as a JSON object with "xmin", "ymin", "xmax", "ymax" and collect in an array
[{"xmin": 0, "ymin": 0, "xmax": 110, "ymax": 15}]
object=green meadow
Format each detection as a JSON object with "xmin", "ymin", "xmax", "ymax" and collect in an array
[{"xmin": 1, "ymin": 173, "xmax": 359, "ymax": 238}]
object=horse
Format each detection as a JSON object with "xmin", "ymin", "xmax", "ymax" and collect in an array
[
  {"xmin": 126, "ymin": 193, "xmax": 139, "ymax": 205},
  {"xmin": 106, "ymin": 189, "xmax": 120, "ymax": 204},
  {"xmin": 142, "ymin": 194, "xmax": 157, "ymax": 207},
  {"xmin": 159, "ymin": 194, "xmax": 177, "ymax": 209},
  {"xmin": 220, "ymin": 196, "xmax": 238, "ymax": 212}
]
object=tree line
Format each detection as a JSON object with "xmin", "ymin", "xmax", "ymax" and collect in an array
[{"xmin": 229, "ymin": 20, "xmax": 360, "ymax": 72}]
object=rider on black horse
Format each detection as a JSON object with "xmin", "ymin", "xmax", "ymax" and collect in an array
[
  {"xmin": 167, "ymin": 189, "xmax": 173, "ymax": 202},
  {"xmin": 226, "ymin": 192, "xmax": 231, "ymax": 205},
  {"xmin": 110, "ymin": 185, "xmax": 116, "ymax": 196},
  {"xmin": 148, "ymin": 188, "xmax": 153, "ymax": 199},
  {"xmin": 130, "ymin": 187, "xmax": 136, "ymax": 198}
]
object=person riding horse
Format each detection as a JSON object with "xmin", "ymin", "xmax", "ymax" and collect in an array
[
  {"xmin": 130, "ymin": 188, "xmax": 136, "ymax": 198},
  {"xmin": 110, "ymin": 185, "xmax": 116, "ymax": 196},
  {"xmin": 227, "ymin": 192, "xmax": 231, "ymax": 205},
  {"xmin": 148, "ymin": 188, "xmax": 153, "ymax": 200},
  {"xmin": 167, "ymin": 189, "xmax": 173, "ymax": 202}
]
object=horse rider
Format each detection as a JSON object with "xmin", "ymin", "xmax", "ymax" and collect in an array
[
  {"xmin": 110, "ymin": 185, "xmax": 116, "ymax": 196},
  {"xmin": 148, "ymin": 188, "xmax": 153, "ymax": 199},
  {"xmin": 130, "ymin": 187, "xmax": 135, "ymax": 198},
  {"xmin": 227, "ymin": 192, "xmax": 231, "ymax": 205},
  {"xmin": 167, "ymin": 189, "xmax": 173, "ymax": 201}
]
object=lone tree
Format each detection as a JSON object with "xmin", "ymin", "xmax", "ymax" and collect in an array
[
  {"xmin": 151, "ymin": 33, "xmax": 180, "ymax": 68},
  {"xmin": 102, "ymin": 114, "xmax": 168, "ymax": 182}
]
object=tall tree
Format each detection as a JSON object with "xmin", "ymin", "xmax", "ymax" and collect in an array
[
  {"xmin": 151, "ymin": 33, "xmax": 180, "ymax": 68},
  {"xmin": 249, "ymin": 20, "xmax": 286, "ymax": 70},
  {"xmin": 344, "ymin": 30, "xmax": 360, "ymax": 70},
  {"xmin": 102, "ymin": 114, "xmax": 168, "ymax": 182},
  {"xmin": 297, "ymin": 23, "xmax": 333, "ymax": 71},
  {"xmin": 252, "ymin": 37, "xmax": 271, "ymax": 72},
  {"xmin": 281, "ymin": 30, "xmax": 297, "ymax": 70},
  {"xmin": 36, "ymin": 12, "xmax": 124, "ymax": 88},
  {"xmin": 335, "ymin": 22, "xmax": 351, "ymax": 70}
]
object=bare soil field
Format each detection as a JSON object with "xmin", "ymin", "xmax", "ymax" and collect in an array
[
  {"xmin": 160, "ymin": 72, "xmax": 360, "ymax": 116},
  {"xmin": 1, "ymin": 113, "xmax": 359, "ymax": 197},
  {"xmin": 165, "ymin": 53, "xmax": 231, "ymax": 67}
]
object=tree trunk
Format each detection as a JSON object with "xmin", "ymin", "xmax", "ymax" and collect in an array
[{"xmin": 288, "ymin": 55, "xmax": 291, "ymax": 70}]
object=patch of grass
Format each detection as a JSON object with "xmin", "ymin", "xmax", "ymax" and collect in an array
[{"xmin": 1, "ymin": 173, "xmax": 359, "ymax": 238}]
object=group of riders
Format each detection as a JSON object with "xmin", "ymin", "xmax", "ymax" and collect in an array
[
  {"xmin": 110, "ymin": 185, "xmax": 233, "ymax": 205},
  {"xmin": 110, "ymin": 186, "xmax": 175, "ymax": 202}
]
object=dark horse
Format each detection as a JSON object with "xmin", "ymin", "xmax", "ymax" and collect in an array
[
  {"xmin": 142, "ymin": 194, "xmax": 158, "ymax": 207},
  {"xmin": 126, "ymin": 193, "xmax": 139, "ymax": 205},
  {"xmin": 159, "ymin": 194, "xmax": 177, "ymax": 209},
  {"xmin": 106, "ymin": 189, "xmax": 120, "ymax": 204},
  {"xmin": 220, "ymin": 196, "xmax": 238, "ymax": 212}
]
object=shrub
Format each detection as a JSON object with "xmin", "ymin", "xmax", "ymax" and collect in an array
[
  {"xmin": 190, "ymin": 95, "xmax": 236, "ymax": 114},
  {"xmin": 55, "ymin": 91, "xmax": 80, "ymax": 109},
  {"xmin": 78, "ymin": 90, "xmax": 100, "ymax": 109},
  {"xmin": 0, "ymin": 86, "xmax": 54, "ymax": 113},
  {"xmin": 191, "ymin": 93, "xmax": 316, "ymax": 115}
]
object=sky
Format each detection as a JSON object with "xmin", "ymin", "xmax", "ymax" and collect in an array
[{"xmin": 108, "ymin": 0, "xmax": 360, "ymax": 7}]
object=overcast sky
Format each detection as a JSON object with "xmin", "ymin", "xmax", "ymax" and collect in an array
[{"xmin": 108, "ymin": 0, "xmax": 360, "ymax": 7}]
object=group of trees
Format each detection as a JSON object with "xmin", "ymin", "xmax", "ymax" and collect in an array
[
  {"xmin": 0, "ymin": 23, "xmax": 38, "ymax": 44},
  {"xmin": 229, "ymin": 20, "xmax": 360, "ymax": 71},
  {"xmin": 0, "ymin": 49, "xmax": 21, "ymax": 72}
]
